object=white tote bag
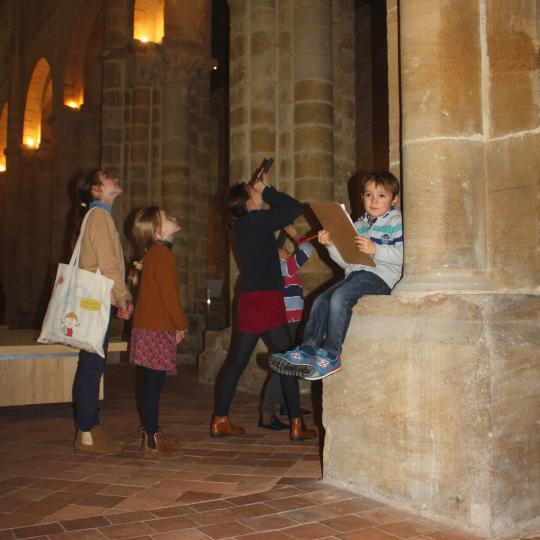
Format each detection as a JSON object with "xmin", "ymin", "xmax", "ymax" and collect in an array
[{"xmin": 38, "ymin": 208, "xmax": 114, "ymax": 357}]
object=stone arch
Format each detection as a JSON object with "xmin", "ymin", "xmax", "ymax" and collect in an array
[
  {"xmin": 0, "ymin": 103, "xmax": 7, "ymax": 170},
  {"xmin": 134, "ymin": 0, "xmax": 164, "ymax": 43},
  {"xmin": 63, "ymin": 1, "xmax": 104, "ymax": 108},
  {"xmin": 23, "ymin": 57, "xmax": 52, "ymax": 148}
]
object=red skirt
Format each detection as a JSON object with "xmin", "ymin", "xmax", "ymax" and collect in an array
[
  {"xmin": 129, "ymin": 328, "xmax": 177, "ymax": 375},
  {"xmin": 236, "ymin": 290, "xmax": 287, "ymax": 334}
]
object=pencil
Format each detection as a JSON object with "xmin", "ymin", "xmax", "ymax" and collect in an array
[{"xmin": 304, "ymin": 232, "xmax": 319, "ymax": 242}]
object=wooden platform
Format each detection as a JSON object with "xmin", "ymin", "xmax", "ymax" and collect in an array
[{"xmin": 0, "ymin": 330, "xmax": 127, "ymax": 407}]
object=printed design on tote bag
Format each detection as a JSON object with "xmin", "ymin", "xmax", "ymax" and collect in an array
[{"xmin": 61, "ymin": 311, "xmax": 80, "ymax": 337}]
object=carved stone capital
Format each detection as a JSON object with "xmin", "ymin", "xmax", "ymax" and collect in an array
[
  {"xmin": 127, "ymin": 46, "xmax": 162, "ymax": 86},
  {"xmin": 161, "ymin": 50, "xmax": 209, "ymax": 86}
]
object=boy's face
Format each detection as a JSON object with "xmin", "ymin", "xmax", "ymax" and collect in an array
[{"xmin": 362, "ymin": 180, "xmax": 397, "ymax": 218}]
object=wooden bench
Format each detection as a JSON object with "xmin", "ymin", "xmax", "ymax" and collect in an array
[{"xmin": 0, "ymin": 330, "xmax": 127, "ymax": 407}]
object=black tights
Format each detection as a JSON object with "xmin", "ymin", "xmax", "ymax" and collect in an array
[
  {"xmin": 142, "ymin": 368, "xmax": 167, "ymax": 435},
  {"xmin": 215, "ymin": 324, "xmax": 301, "ymax": 418}
]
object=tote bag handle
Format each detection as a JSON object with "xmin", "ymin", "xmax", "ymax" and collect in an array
[{"xmin": 68, "ymin": 208, "xmax": 97, "ymax": 268}]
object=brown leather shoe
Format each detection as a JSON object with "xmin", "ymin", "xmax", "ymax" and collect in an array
[
  {"xmin": 210, "ymin": 415, "xmax": 245, "ymax": 437},
  {"xmin": 290, "ymin": 418, "xmax": 317, "ymax": 441},
  {"xmin": 74, "ymin": 426, "xmax": 123, "ymax": 455},
  {"xmin": 143, "ymin": 432, "xmax": 181, "ymax": 459}
]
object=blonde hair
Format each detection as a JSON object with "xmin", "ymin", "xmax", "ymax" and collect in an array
[{"xmin": 127, "ymin": 206, "xmax": 162, "ymax": 288}]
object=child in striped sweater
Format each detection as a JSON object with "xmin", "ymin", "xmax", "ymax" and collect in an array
[{"xmin": 259, "ymin": 224, "xmax": 313, "ymax": 430}]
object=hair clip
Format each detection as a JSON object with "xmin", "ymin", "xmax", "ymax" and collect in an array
[
  {"xmin": 80, "ymin": 202, "xmax": 87, "ymax": 208},
  {"xmin": 133, "ymin": 260, "xmax": 143, "ymax": 271}
]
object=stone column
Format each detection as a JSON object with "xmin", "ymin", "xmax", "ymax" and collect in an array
[
  {"xmin": 161, "ymin": 49, "xmax": 207, "ymax": 357},
  {"xmin": 293, "ymin": 0, "xmax": 333, "ymax": 202},
  {"xmin": 322, "ymin": 2, "xmax": 539, "ymax": 538},
  {"xmin": 50, "ymin": 107, "xmax": 81, "ymax": 264},
  {"xmin": 101, "ymin": 0, "xmax": 131, "ymax": 215},
  {"xmin": 398, "ymin": 0, "xmax": 489, "ymax": 292}
]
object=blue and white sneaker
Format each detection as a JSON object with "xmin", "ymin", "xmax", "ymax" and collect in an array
[
  {"xmin": 269, "ymin": 348, "xmax": 315, "ymax": 378},
  {"xmin": 303, "ymin": 354, "xmax": 342, "ymax": 381}
]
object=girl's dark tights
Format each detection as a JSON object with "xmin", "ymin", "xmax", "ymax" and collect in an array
[
  {"xmin": 142, "ymin": 367, "xmax": 167, "ymax": 436},
  {"xmin": 214, "ymin": 324, "xmax": 301, "ymax": 418}
]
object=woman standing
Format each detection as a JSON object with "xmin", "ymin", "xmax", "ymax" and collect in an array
[
  {"xmin": 73, "ymin": 170, "xmax": 132, "ymax": 454},
  {"xmin": 211, "ymin": 171, "xmax": 316, "ymax": 441}
]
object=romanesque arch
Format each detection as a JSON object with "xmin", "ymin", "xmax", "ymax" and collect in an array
[
  {"xmin": 23, "ymin": 58, "xmax": 52, "ymax": 148},
  {"xmin": 134, "ymin": 0, "xmax": 164, "ymax": 43}
]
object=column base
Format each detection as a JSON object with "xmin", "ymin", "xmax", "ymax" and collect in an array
[{"xmin": 322, "ymin": 292, "xmax": 539, "ymax": 538}]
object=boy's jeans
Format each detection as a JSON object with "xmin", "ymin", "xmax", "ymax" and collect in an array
[{"xmin": 303, "ymin": 270, "xmax": 391, "ymax": 358}]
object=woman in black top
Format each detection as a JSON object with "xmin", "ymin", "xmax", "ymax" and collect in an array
[{"xmin": 211, "ymin": 172, "xmax": 316, "ymax": 441}]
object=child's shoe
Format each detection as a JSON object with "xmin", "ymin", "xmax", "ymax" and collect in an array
[
  {"xmin": 143, "ymin": 432, "xmax": 181, "ymax": 459},
  {"xmin": 269, "ymin": 348, "xmax": 315, "ymax": 377},
  {"xmin": 304, "ymin": 354, "xmax": 342, "ymax": 381},
  {"xmin": 289, "ymin": 418, "xmax": 317, "ymax": 441}
]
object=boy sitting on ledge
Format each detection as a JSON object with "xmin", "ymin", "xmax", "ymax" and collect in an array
[{"xmin": 269, "ymin": 170, "xmax": 403, "ymax": 381}]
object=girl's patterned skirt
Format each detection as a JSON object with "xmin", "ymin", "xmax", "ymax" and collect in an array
[{"xmin": 129, "ymin": 328, "xmax": 177, "ymax": 375}]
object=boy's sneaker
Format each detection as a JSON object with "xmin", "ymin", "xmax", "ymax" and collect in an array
[
  {"xmin": 269, "ymin": 348, "xmax": 315, "ymax": 377},
  {"xmin": 304, "ymin": 354, "xmax": 342, "ymax": 381}
]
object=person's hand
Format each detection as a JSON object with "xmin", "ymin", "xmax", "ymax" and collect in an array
[
  {"xmin": 284, "ymin": 224, "xmax": 298, "ymax": 240},
  {"xmin": 354, "ymin": 235, "xmax": 376, "ymax": 255},
  {"xmin": 175, "ymin": 329, "xmax": 186, "ymax": 344},
  {"xmin": 116, "ymin": 301, "xmax": 134, "ymax": 320},
  {"xmin": 318, "ymin": 229, "xmax": 333, "ymax": 246}
]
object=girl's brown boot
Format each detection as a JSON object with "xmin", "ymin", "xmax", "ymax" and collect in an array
[
  {"xmin": 143, "ymin": 432, "xmax": 181, "ymax": 458},
  {"xmin": 290, "ymin": 418, "xmax": 317, "ymax": 441}
]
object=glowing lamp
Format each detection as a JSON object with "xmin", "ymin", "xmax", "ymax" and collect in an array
[
  {"xmin": 0, "ymin": 164, "xmax": 5, "ymax": 172},
  {"xmin": 139, "ymin": 36, "xmax": 149, "ymax": 43},
  {"xmin": 66, "ymin": 101, "xmax": 79, "ymax": 109},
  {"xmin": 24, "ymin": 137, "xmax": 35, "ymax": 148}
]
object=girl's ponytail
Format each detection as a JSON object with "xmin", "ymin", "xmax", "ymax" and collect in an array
[{"xmin": 127, "ymin": 206, "xmax": 162, "ymax": 290}]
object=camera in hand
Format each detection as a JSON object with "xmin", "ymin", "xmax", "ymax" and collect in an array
[{"xmin": 249, "ymin": 157, "xmax": 274, "ymax": 186}]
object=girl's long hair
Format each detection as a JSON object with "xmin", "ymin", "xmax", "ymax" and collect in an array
[{"xmin": 127, "ymin": 206, "xmax": 162, "ymax": 289}]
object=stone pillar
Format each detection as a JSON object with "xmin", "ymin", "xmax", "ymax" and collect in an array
[
  {"xmin": 161, "ymin": 48, "xmax": 208, "ymax": 357},
  {"xmin": 125, "ymin": 42, "xmax": 161, "ymax": 208},
  {"xmin": 322, "ymin": 2, "xmax": 540, "ymax": 538},
  {"xmin": 50, "ymin": 107, "xmax": 81, "ymax": 265},
  {"xmin": 101, "ymin": 0, "xmax": 131, "ymax": 215},
  {"xmin": 293, "ymin": 0, "xmax": 333, "ymax": 202}
]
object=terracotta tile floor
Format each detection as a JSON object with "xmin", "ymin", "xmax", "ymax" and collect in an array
[{"xmin": 0, "ymin": 364, "xmax": 538, "ymax": 540}]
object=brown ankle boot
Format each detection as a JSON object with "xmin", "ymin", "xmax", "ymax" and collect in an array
[
  {"xmin": 290, "ymin": 418, "xmax": 317, "ymax": 441},
  {"xmin": 74, "ymin": 426, "xmax": 123, "ymax": 455},
  {"xmin": 143, "ymin": 432, "xmax": 181, "ymax": 459},
  {"xmin": 210, "ymin": 415, "xmax": 245, "ymax": 437}
]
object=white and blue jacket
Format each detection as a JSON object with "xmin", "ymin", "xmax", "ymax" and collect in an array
[{"xmin": 327, "ymin": 207, "xmax": 403, "ymax": 288}]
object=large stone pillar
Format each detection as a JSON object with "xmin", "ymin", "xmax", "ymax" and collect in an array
[
  {"xmin": 322, "ymin": 1, "xmax": 539, "ymax": 538},
  {"xmin": 293, "ymin": 0, "xmax": 333, "ymax": 202},
  {"xmin": 101, "ymin": 0, "xmax": 130, "ymax": 215}
]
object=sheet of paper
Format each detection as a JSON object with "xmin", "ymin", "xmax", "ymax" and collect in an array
[{"xmin": 309, "ymin": 202, "xmax": 375, "ymax": 267}]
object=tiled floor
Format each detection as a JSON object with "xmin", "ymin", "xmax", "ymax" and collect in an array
[{"xmin": 0, "ymin": 364, "xmax": 537, "ymax": 540}]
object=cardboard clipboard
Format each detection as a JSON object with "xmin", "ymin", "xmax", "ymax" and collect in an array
[{"xmin": 309, "ymin": 202, "xmax": 375, "ymax": 267}]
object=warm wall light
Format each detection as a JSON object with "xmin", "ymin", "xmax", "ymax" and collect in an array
[
  {"xmin": 0, "ymin": 164, "xmax": 5, "ymax": 172},
  {"xmin": 134, "ymin": 0, "xmax": 164, "ymax": 44},
  {"xmin": 24, "ymin": 137, "xmax": 35, "ymax": 148},
  {"xmin": 66, "ymin": 100, "xmax": 79, "ymax": 109}
]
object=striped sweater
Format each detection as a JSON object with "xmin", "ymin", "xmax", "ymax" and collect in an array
[
  {"xmin": 327, "ymin": 207, "xmax": 403, "ymax": 288},
  {"xmin": 280, "ymin": 240, "xmax": 313, "ymax": 323}
]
